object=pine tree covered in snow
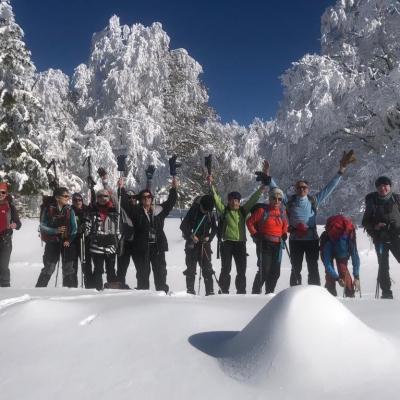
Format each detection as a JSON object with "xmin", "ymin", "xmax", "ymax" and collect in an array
[{"xmin": 0, "ymin": 0, "xmax": 47, "ymax": 194}]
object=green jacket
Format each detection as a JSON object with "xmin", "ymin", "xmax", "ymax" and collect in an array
[{"xmin": 211, "ymin": 185, "xmax": 263, "ymax": 241}]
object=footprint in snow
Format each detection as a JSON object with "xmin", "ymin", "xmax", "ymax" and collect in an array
[{"xmin": 79, "ymin": 314, "xmax": 97, "ymax": 326}]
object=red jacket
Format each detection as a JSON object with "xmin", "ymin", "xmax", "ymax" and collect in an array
[{"xmin": 247, "ymin": 205, "xmax": 288, "ymax": 242}]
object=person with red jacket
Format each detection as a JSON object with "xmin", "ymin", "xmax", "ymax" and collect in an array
[
  {"xmin": 247, "ymin": 188, "xmax": 288, "ymax": 294},
  {"xmin": 0, "ymin": 182, "xmax": 21, "ymax": 287}
]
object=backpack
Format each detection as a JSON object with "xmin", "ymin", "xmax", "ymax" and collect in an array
[
  {"xmin": 89, "ymin": 210, "xmax": 119, "ymax": 249},
  {"xmin": 325, "ymin": 214, "xmax": 355, "ymax": 242}
]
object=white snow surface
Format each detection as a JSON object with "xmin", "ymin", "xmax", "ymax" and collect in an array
[{"xmin": 2, "ymin": 218, "xmax": 400, "ymax": 400}]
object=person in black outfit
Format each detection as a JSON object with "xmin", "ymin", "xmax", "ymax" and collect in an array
[
  {"xmin": 116, "ymin": 190, "xmax": 136, "ymax": 288},
  {"xmin": 0, "ymin": 182, "xmax": 22, "ymax": 287},
  {"xmin": 362, "ymin": 176, "xmax": 400, "ymax": 299},
  {"xmin": 119, "ymin": 177, "xmax": 178, "ymax": 293},
  {"xmin": 71, "ymin": 192, "xmax": 91, "ymax": 288},
  {"xmin": 180, "ymin": 195, "xmax": 217, "ymax": 295}
]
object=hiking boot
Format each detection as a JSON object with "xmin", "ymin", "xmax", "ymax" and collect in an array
[
  {"xmin": 381, "ymin": 290, "xmax": 393, "ymax": 299},
  {"xmin": 187, "ymin": 289, "xmax": 196, "ymax": 295}
]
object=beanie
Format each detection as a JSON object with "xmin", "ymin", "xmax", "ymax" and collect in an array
[
  {"xmin": 200, "ymin": 195, "xmax": 214, "ymax": 212},
  {"xmin": 375, "ymin": 176, "xmax": 392, "ymax": 188}
]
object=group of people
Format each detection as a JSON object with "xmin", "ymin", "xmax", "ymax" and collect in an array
[{"xmin": 0, "ymin": 151, "xmax": 399, "ymax": 299}]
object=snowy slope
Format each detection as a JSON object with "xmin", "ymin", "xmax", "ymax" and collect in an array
[{"xmin": 1, "ymin": 218, "xmax": 400, "ymax": 400}]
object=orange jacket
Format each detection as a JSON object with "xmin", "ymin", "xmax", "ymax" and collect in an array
[{"xmin": 246, "ymin": 205, "xmax": 288, "ymax": 241}]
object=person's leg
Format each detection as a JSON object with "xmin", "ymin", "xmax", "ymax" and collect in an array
[
  {"xmin": 233, "ymin": 242, "xmax": 247, "ymax": 294},
  {"xmin": 375, "ymin": 242, "xmax": 392, "ymax": 298},
  {"xmin": 337, "ymin": 258, "xmax": 354, "ymax": 297},
  {"xmin": 305, "ymin": 240, "xmax": 321, "ymax": 285},
  {"xmin": 200, "ymin": 243, "xmax": 214, "ymax": 295},
  {"xmin": 0, "ymin": 238, "xmax": 12, "ymax": 287},
  {"xmin": 183, "ymin": 245, "xmax": 198, "ymax": 294},
  {"xmin": 219, "ymin": 241, "xmax": 233, "ymax": 294},
  {"xmin": 134, "ymin": 251, "xmax": 151, "ymax": 290},
  {"xmin": 324, "ymin": 272, "xmax": 337, "ymax": 296},
  {"xmin": 289, "ymin": 240, "xmax": 305, "ymax": 286},
  {"xmin": 251, "ymin": 241, "xmax": 263, "ymax": 294},
  {"xmin": 62, "ymin": 244, "xmax": 77, "ymax": 288},
  {"xmin": 36, "ymin": 242, "xmax": 60, "ymax": 287},
  {"xmin": 151, "ymin": 249, "xmax": 169, "ymax": 293},
  {"xmin": 91, "ymin": 253, "xmax": 105, "ymax": 291},
  {"xmin": 265, "ymin": 242, "xmax": 282, "ymax": 294}
]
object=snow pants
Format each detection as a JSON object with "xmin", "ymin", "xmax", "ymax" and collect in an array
[
  {"xmin": 0, "ymin": 235, "xmax": 12, "ymax": 287},
  {"xmin": 375, "ymin": 237, "xmax": 400, "ymax": 297},
  {"xmin": 36, "ymin": 241, "xmax": 76, "ymax": 287},
  {"xmin": 90, "ymin": 253, "xmax": 117, "ymax": 290},
  {"xmin": 252, "ymin": 240, "xmax": 282, "ymax": 294},
  {"xmin": 219, "ymin": 240, "xmax": 247, "ymax": 294},
  {"xmin": 134, "ymin": 244, "xmax": 169, "ymax": 293},
  {"xmin": 325, "ymin": 258, "xmax": 354, "ymax": 297},
  {"xmin": 183, "ymin": 241, "xmax": 214, "ymax": 295},
  {"xmin": 117, "ymin": 240, "xmax": 135, "ymax": 286},
  {"xmin": 289, "ymin": 239, "xmax": 320, "ymax": 286}
]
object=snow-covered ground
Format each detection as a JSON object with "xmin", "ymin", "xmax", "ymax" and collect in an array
[{"xmin": 2, "ymin": 218, "xmax": 400, "ymax": 400}]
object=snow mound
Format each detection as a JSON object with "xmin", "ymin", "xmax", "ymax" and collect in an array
[{"xmin": 198, "ymin": 286, "xmax": 399, "ymax": 393}]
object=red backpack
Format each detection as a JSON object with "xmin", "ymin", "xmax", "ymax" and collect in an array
[{"xmin": 325, "ymin": 214, "xmax": 355, "ymax": 242}]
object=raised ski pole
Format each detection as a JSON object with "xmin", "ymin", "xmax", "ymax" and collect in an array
[{"xmin": 116, "ymin": 154, "xmax": 127, "ymax": 236}]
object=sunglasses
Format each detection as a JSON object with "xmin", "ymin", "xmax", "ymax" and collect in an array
[
  {"xmin": 272, "ymin": 197, "xmax": 283, "ymax": 202},
  {"xmin": 97, "ymin": 195, "xmax": 109, "ymax": 199},
  {"xmin": 297, "ymin": 186, "xmax": 308, "ymax": 190},
  {"xmin": 0, "ymin": 191, "xmax": 7, "ymax": 195},
  {"xmin": 73, "ymin": 198, "xmax": 83, "ymax": 202},
  {"xmin": 60, "ymin": 194, "xmax": 70, "ymax": 199},
  {"xmin": 142, "ymin": 195, "xmax": 152, "ymax": 199}
]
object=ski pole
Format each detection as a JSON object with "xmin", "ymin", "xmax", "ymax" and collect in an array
[
  {"xmin": 256, "ymin": 239, "xmax": 263, "ymax": 294},
  {"xmin": 201, "ymin": 242, "xmax": 222, "ymax": 292},
  {"xmin": 80, "ymin": 234, "xmax": 85, "ymax": 288},
  {"xmin": 198, "ymin": 243, "xmax": 203, "ymax": 295},
  {"xmin": 284, "ymin": 241, "xmax": 291, "ymax": 262},
  {"xmin": 375, "ymin": 243, "xmax": 383, "ymax": 299},
  {"xmin": 193, "ymin": 214, "xmax": 207, "ymax": 237}
]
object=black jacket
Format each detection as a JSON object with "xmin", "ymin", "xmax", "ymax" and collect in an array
[
  {"xmin": 362, "ymin": 192, "xmax": 400, "ymax": 242},
  {"xmin": 121, "ymin": 187, "xmax": 177, "ymax": 253},
  {"xmin": 180, "ymin": 201, "xmax": 217, "ymax": 243}
]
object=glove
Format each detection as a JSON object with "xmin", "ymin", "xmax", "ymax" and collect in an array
[
  {"xmin": 255, "ymin": 171, "xmax": 271, "ymax": 186},
  {"xmin": 145, "ymin": 165, "xmax": 156, "ymax": 180},
  {"xmin": 117, "ymin": 155, "xmax": 127, "ymax": 172},
  {"xmin": 296, "ymin": 223, "xmax": 309, "ymax": 238},
  {"xmin": 339, "ymin": 149, "xmax": 356, "ymax": 169},
  {"xmin": 97, "ymin": 167, "xmax": 107, "ymax": 178},
  {"xmin": 205, "ymin": 154, "xmax": 212, "ymax": 176},
  {"xmin": 353, "ymin": 278, "xmax": 360, "ymax": 292},
  {"xmin": 169, "ymin": 155, "xmax": 182, "ymax": 176},
  {"xmin": 281, "ymin": 233, "xmax": 288, "ymax": 241}
]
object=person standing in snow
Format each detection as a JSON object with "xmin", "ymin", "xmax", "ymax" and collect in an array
[
  {"xmin": 269, "ymin": 150, "xmax": 356, "ymax": 286},
  {"xmin": 85, "ymin": 189, "xmax": 119, "ymax": 290},
  {"xmin": 362, "ymin": 176, "xmax": 400, "ymax": 299},
  {"xmin": 320, "ymin": 215, "xmax": 360, "ymax": 297},
  {"xmin": 36, "ymin": 187, "xmax": 77, "ymax": 288},
  {"xmin": 207, "ymin": 175, "xmax": 267, "ymax": 294},
  {"xmin": 118, "ymin": 176, "xmax": 178, "ymax": 293},
  {"xmin": 71, "ymin": 192, "xmax": 91, "ymax": 288},
  {"xmin": 180, "ymin": 194, "xmax": 217, "ymax": 295},
  {"xmin": 246, "ymin": 187, "xmax": 288, "ymax": 294},
  {"xmin": 0, "ymin": 182, "xmax": 21, "ymax": 287}
]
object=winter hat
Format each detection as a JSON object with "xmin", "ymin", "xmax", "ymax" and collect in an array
[
  {"xmin": 200, "ymin": 195, "xmax": 214, "ymax": 212},
  {"xmin": 0, "ymin": 182, "xmax": 8, "ymax": 192},
  {"xmin": 269, "ymin": 187, "xmax": 284, "ymax": 199},
  {"xmin": 375, "ymin": 176, "xmax": 392, "ymax": 188},
  {"xmin": 228, "ymin": 191, "xmax": 241, "ymax": 201}
]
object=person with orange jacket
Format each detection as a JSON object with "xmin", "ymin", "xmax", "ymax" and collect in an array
[{"xmin": 247, "ymin": 187, "xmax": 288, "ymax": 294}]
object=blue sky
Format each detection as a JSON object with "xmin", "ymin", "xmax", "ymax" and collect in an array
[{"xmin": 12, "ymin": 0, "xmax": 335, "ymax": 125}]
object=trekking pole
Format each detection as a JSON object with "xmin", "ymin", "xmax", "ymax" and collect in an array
[
  {"xmin": 375, "ymin": 243, "xmax": 383, "ymax": 299},
  {"xmin": 201, "ymin": 241, "xmax": 222, "ymax": 292},
  {"xmin": 257, "ymin": 239, "xmax": 263, "ymax": 294},
  {"xmin": 80, "ymin": 234, "xmax": 85, "ymax": 288},
  {"xmin": 284, "ymin": 241, "xmax": 291, "ymax": 262},
  {"xmin": 54, "ymin": 257, "xmax": 61, "ymax": 287}
]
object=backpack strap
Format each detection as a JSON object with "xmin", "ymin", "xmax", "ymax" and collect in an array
[{"xmin": 287, "ymin": 194, "xmax": 317, "ymax": 214}]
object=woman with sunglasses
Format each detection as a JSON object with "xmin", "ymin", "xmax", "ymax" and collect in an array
[
  {"xmin": 36, "ymin": 187, "xmax": 77, "ymax": 287},
  {"xmin": 0, "ymin": 182, "xmax": 21, "ymax": 287},
  {"xmin": 247, "ymin": 188, "xmax": 288, "ymax": 294}
]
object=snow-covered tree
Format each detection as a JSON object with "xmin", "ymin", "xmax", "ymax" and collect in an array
[{"xmin": 0, "ymin": 0, "xmax": 47, "ymax": 194}]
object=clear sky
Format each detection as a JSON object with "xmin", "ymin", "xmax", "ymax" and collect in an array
[{"xmin": 12, "ymin": 0, "xmax": 335, "ymax": 125}]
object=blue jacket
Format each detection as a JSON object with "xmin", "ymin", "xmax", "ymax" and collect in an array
[
  {"xmin": 270, "ymin": 173, "xmax": 342, "ymax": 240},
  {"xmin": 321, "ymin": 235, "xmax": 360, "ymax": 280}
]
